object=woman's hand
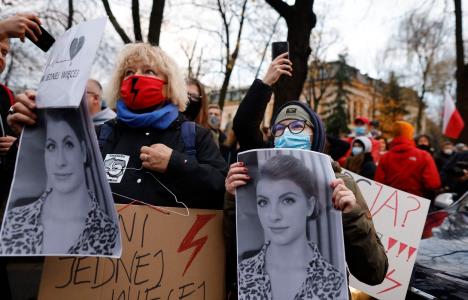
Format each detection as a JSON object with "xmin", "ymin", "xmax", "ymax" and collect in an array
[
  {"xmin": 7, "ymin": 90, "xmax": 38, "ymax": 136},
  {"xmin": 262, "ymin": 52, "xmax": 292, "ymax": 86},
  {"xmin": 225, "ymin": 162, "xmax": 250, "ymax": 195},
  {"xmin": 140, "ymin": 144, "xmax": 173, "ymax": 173},
  {"xmin": 0, "ymin": 135, "xmax": 17, "ymax": 155},
  {"xmin": 331, "ymin": 178, "xmax": 356, "ymax": 213},
  {"xmin": 0, "ymin": 13, "xmax": 42, "ymax": 42}
]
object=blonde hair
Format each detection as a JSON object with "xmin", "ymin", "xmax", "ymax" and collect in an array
[{"xmin": 105, "ymin": 43, "xmax": 187, "ymax": 111}]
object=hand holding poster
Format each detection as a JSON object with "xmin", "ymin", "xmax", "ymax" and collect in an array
[
  {"xmin": 236, "ymin": 149, "xmax": 348, "ymax": 300},
  {"xmin": 38, "ymin": 205, "xmax": 225, "ymax": 300},
  {"xmin": 345, "ymin": 170, "xmax": 430, "ymax": 300},
  {"xmin": 0, "ymin": 18, "xmax": 121, "ymax": 257},
  {"xmin": 0, "ymin": 100, "xmax": 121, "ymax": 256}
]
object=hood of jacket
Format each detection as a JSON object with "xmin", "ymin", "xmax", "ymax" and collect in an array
[
  {"xmin": 271, "ymin": 101, "xmax": 326, "ymax": 152},
  {"xmin": 389, "ymin": 136, "xmax": 416, "ymax": 153}
]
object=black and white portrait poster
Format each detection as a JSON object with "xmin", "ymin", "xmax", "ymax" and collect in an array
[
  {"xmin": 0, "ymin": 100, "xmax": 121, "ymax": 257},
  {"xmin": 236, "ymin": 149, "xmax": 348, "ymax": 300}
]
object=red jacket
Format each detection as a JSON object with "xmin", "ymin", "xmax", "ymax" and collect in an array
[{"xmin": 374, "ymin": 137, "xmax": 441, "ymax": 196}]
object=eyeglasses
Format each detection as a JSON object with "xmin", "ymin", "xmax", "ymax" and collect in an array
[
  {"xmin": 271, "ymin": 120, "xmax": 313, "ymax": 137},
  {"xmin": 188, "ymin": 93, "xmax": 202, "ymax": 102},
  {"xmin": 86, "ymin": 91, "xmax": 99, "ymax": 97}
]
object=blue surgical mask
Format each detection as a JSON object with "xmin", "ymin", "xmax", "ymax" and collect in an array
[
  {"xmin": 352, "ymin": 146, "xmax": 364, "ymax": 156},
  {"xmin": 274, "ymin": 129, "xmax": 311, "ymax": 150},
  {"xmin": 209, "ymin": 115, "xmax": 220, "ymax": 129},
  {"xmin": 355, "ymin": 126, "xmax": 366, "ymax": 136}
]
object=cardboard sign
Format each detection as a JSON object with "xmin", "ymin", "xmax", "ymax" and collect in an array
[
  {"xmin": 36, "ymin": 17, "xmax": 107, "ymax": 108},
  {"xmin": 345, "ymin": 171, "xmax": 430, "ymax": 300},
  {"xmin": 38, "ymin": 205, "xmax": 225, "ymax": 300}
]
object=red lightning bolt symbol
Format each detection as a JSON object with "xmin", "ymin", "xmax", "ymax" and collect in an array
[
  {"xmin": 177, "ymin": 214, "xmax": 216, "ymax": 276},
  {"xmin": 130, "ymin": 77, "xmax": 139, "ymax": 104},
  {"xmin": 377, "ymin": 269, "xmax": 402, "ymax": 294}
]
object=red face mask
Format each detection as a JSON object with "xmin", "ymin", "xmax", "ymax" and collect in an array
[{"xmin": 120, "ymin": 75, "xmax": 167, "ymax": 110}]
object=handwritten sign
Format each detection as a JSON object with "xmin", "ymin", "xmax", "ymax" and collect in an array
[
  {"xmin": 36, "ymin": 17, "xmax": 107, "ymax": 108},
  {"xmin": 345, "ymin": 171, "xmax": 430, "ymax": 300},
  {"xmin": 38, "ymin": 205, "xmax": 225, "ymax": 300}
]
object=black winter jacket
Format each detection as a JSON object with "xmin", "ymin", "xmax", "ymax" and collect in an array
[{"xmin": 99, "ymin": 113, "xmax": 227, "ymax": 209}]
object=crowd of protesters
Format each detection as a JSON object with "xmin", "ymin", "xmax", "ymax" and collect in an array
[{"xmin": 0, "ymin": 11, "xmax": 467, "ymax": 300}]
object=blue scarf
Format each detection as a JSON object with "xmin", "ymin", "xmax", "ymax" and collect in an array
[{"xmin": 116, "ymin": 100, "xmax": 179, "ymax": 129}]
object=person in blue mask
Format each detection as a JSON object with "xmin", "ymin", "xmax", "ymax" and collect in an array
[
  {"xmin": 344, "ymin": 136, "xmax": 376, "ymax": 179},
  {"xmin": 223, "ymin": 53, "xmax": 388, "ymax": 299}
]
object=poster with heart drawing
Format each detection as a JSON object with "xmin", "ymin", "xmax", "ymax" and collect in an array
[{"xmin": 36, "ymin": 17, "xmax": 107, "ymax": 108}]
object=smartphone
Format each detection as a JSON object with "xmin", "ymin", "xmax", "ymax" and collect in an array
[
  {"xmin": 272, "ymin": 41, "xmax": 289, "ymax": 60},
  {"xmin": 26, "ymin": 24, "xmax": 55, "ymax": 52}
]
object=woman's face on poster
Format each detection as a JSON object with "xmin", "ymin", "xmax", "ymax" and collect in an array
[
  {"xmin": 256, "ymin": 178, "xmax": 314, "ymax": 246},
  {"xmin": 44, "ymin": 119, "xmax": 86, "ymax": 194}
]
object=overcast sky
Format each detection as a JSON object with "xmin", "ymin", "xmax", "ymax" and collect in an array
[
  {"xmin": 153, "ymin": 0, "xmax": 466, "ymax": 86},
  {"xmin": 2, "ymin": 0, "xmax": 467, "ymax": 112}
]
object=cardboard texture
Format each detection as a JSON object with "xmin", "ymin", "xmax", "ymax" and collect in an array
[
  {"xmin": 38, "ymin": 204, "xmax": 225, "ymax": 300},
  {"xmin": 345, "ymin": 170, "xmax": 431, "ymax": 300}
]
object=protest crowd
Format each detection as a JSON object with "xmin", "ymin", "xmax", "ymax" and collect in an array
[{"xmin": 0, "ymin": 11, "xmax": 467, "ymax": 300}]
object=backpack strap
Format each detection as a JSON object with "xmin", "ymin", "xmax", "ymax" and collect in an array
[
  {"xmin": 181, "ymin": 121, "xmax": 196, "ymax": 157},
  {"xmin": 97, "ymin": 121, "xmax": 115, "ymax": 151}
]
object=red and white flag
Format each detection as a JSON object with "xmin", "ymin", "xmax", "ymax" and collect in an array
[{"xmin": 443, "ymin": 95, "xmax": 465, "ymax": 139}]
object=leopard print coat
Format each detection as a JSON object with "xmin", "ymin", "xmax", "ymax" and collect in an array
[
  {"xmin": 0, "ymin": 189, "xmax": 118, "ymax": 255},
  {"xmin": 238, "ymin": 242, "xmax": 345, "ymax": 300}
]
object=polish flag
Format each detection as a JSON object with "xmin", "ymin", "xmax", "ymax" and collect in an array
[{"xmin": 443, "ymin": 95, "xmax": 465, "ymax": 139}]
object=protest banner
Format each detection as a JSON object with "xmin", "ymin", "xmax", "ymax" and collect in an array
[
  {"xmin": 236, "ymin": 149, "xmax": 348, "ymax": 300},
  {"xmin": 38, "ymin": 204, "xmax": 225, "ymax": 300},
  {"xmin": 36, "ymin": 17, "xmax": 107, "ymax": 108},
  {"xmin": 345, "ymin": 170, "xmax": 431, "ymax": 300}
]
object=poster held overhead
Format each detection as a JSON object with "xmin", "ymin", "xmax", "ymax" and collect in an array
[
  {"xmin": 236, "ymin": 148, "xmax": 348, "ymax": 300},
  {"xmin": 36, "ymin": 17, "xmax": 107, "ymax": 108}
]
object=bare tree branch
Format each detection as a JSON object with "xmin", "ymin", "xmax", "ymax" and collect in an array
[
  {"xmin": 254, "ymin": 16, "xmax": 281, "ymax": 78},
  {"xmin": 265, "ymin": 0, "xmax": 292, "ymax": 20},
  {"xmin": 101, "ymin": 0, "xmax": 132, "ymax": 43}
]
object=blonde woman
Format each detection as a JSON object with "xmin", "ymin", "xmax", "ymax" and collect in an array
[{"xmin": 8, "ymin": 43, "xmax": 227, "ymax": 209}]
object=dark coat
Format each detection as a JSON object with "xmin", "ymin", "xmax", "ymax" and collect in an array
[
  {"xmin": 0, "ymin": 84, "xmax": 16, "ymax": 217},
  {"xmin": 99, "ymin": 113, "xmax": 227, "ymax": 209}
]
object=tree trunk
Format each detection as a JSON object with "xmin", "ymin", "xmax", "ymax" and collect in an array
[
  {"xmin": 67, "ymin": 0, "xmax": 74, "ymax": 29},
  {"xmin": 148, "ymin": 0, "xmax": 165, "ymax": 45},
  {"xmin": 454, "ymin": 0, "xmax": 468, "ymax": 142},
  {"xmin": 101, "ymin": 0, "xmax": 132, "ymax": 43},
  {"xmin": 416, "ymin": 96, "xmax": 424, "ymax": 134},
  {"xmin": 132, "ymin": 0, "xmax": 143, "ymax": 41},
  {"xmin": 267, "ymin": 0, "xmax": 316, "ymax": 116},
  {"xmin": 218, "ymin": 60, "xmax": 234, "ymax": 109},
  {"xmin": 217, "ymin": 0, "xmax": 248, "ymax": 109}
]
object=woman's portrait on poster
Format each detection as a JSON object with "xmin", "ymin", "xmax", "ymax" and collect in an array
[
  {"xmin": 238, "ymin": 154, "xmax": 344, "ymax": 300},
  {"xmin": 0, "ymin": 108, "xmax": 118, "ymax": 255}
]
